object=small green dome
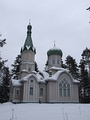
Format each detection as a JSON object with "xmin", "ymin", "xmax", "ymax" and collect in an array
[{"xmin": 47, "ymin": 46, "xmax": 63, "ymax": 57}]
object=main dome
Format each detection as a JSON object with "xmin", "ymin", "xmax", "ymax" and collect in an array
[{"xmin": 47, "ymin": 46, "xmax": 63, "ymax": 57}]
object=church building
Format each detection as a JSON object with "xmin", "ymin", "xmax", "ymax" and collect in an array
[{"xmin": 10, "ymin": 23, "xmax": 79, "ymax": 103}]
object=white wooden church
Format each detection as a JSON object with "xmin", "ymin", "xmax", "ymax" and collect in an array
[{"xmin": 10, "ymin": 23, "xmax": 79, "ymax": 103}]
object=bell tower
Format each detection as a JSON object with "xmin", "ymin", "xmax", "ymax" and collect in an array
[{"xmin": 20, "ymin": 23, "xmax": 36, "ymax": 78}]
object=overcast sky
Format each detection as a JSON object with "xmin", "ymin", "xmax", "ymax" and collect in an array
[{"xmin": 0, "ymin": 0, "xmax": 90, "ymax": 71}]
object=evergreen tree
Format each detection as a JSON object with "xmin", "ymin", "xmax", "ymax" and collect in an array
[
  {"xmin": 45, "ymin": 60, "xmax": 48, "ymax": 71},
  {"xmin": 0, "ymin": 61, "xmax": 4, "ymax": 103},
  {"xmin": 79, "ymin": 48, "xmax": 90, "ymax": 103},
  {"xmin": 0, "ymin": 35, "xmax": 10, "ymax": 103},
  {"xmin": 79, "ymin": 59, "xmax": 86, "ymax": 78},
  {"xmin": 35, "ymin": 62, "xmax": 38, "ymax": 72},
  {"xmin": 0, "ymin": 61, "xmax": 4, "ymax": 86},
  {"xmin": 65, "ymin": 55, "xmax": 79, "ymax": 78},
  {"xmin": 61, "ymin": 60, "xmax": 67, "ymax": 69},
  {"xmin": 0, "ymin": 67, "xmax": 10, "ymax": 103},
  {"xmin": 86, "ymin": 7, "xmax": 90, "ymax": 11},
  {"xmin": 11, "ymin": 54, "xmax": 21, "ymax": 79},
  {"xmin": 0, "ymin": 34, "xmax": 6, "ymax": 47}
]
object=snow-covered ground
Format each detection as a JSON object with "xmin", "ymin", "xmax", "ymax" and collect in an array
[{"xmin": 0, "ymin": 102, "xmax": 90, "ymax": 120}]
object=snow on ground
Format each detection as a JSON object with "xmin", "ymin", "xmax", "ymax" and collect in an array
[{"xmin": 0, "ymin": 102, "xmax": 90, "ymax": 120}]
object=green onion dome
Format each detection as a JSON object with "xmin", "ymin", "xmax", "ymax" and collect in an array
[{"xmin": 47, "ymin": 46, "xmax": 63, "ymax": 57}]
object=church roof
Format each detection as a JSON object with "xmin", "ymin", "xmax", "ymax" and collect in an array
[
  {"xmin": 47, "ymin": 46, "xmax": 63, "ymax": 57},
  {"xmin": 20, "ymin": 67, "xmax": 79, "ymax": 84},
  {"xmin": 11, "ymin": 68, "xmax": 79, "ymax": 86},
  {"xmin": 21, "ymin": 23, "xmax": 36, "ymax": 53},
  {"xmin": 21, "ymin": 72, "xmax": 46, "ymax": 83},
  {"xmin": 45, "ymin": 69, "xmax": 79, "ymax": 83},
  {"xmin": 11, "ymin": 79, "xmax": 22, "ymax": 86},
  {"xmin": 48, "ymin": 66, "xmax": 69, "ymax": 71}
]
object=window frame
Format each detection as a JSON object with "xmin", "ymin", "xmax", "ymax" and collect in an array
[
  {"xmin": 59, "ymin": 79, "xmax": 70, "ymax": 97},
  {"xmin": 52, "ymin": 59, "xmax": 55, "ymax": 64},
  {"xmin": 15, "ymin": 88, "xmax": 20, "ymax": 96},
  {"xmin": 57, "ymin": 59, "xmax": 59, "ymax": 64},
  {"xmin": 40, "ymin": 88, "xmax": 43, "ymax": 96},
  {"xmin": 30, "ymin": 87, "xmax": 33, "ymax": 95}
]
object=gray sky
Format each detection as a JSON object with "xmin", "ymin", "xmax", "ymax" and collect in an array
[{"xmin": 0, "ymin": 0, "xmax": 90, "ymax": 71}]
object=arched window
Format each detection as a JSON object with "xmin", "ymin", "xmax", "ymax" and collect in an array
[
  {"xmin": 15, "ymin": 88, "xmax": 20, "ymax": 96},
  {"xmin": 63, "ymin": 83, "xmax": 66, "ymax": 96},
  {"xmin": 40, "ymin": 88, "xmax": 43, "ymax": 96},
  {"xmin": 67, "ymin": 83, "xmax": 70, "ymax": 96},
  {"xmin": 29, "ymin": 79, "xmax": 34, "ymax": 95},
  {"xmin": 57, "ymin": 59, "xmax": 59, "ymax": 64},
  {"xmin": 52, "ymin": 59, "xmax": 55, "ymax": 64},
  {"xmin": 59, "ymin": 83, "xmax": 62, "ymax": 96},
  {"xmin": 59, "ymin": 79, "xmax": 70, "ymax": 97},
  {"xmin": 31, "ymin": 79, "xmax": 33, "ymax": 83},
  {"xmin": 30, "ymin": 87, "xmax": 33, "ymax": 95}
]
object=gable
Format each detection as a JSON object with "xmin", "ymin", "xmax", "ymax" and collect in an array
[
  {"xmin": 28, "ymin": 76, "xmax": 37, "ymax": 86},
  {"xmin": 58, "ymin": 72, "xmax": 73, "ymax": 84}
]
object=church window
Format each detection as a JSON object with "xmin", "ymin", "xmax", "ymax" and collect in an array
[
  {"xmin": 52, "ymin": 59, "xmax": 55, "ymax": 64},
  {"xmin": 57, "ymin": 59, "xmax": 59, "ymax": 64},
  {"xmin": 30, "ymin": 87, "xmax": 33, "ymax": 95},
  {"xmin": 59, "ymin": 79, "xmax": 70, "ymax": 97},
  {"xmin": 63, "ymin": 83, "xmax": 66, "ymax": 88},
  {"xmin": 15, "ymin": 89, "xmax": 20, "ymax": 96},
  {"xmin": 59, "ymin": 83, "xmax": 62, "ymax": 87},
  {"xmin": 31, "ymin": 80, "xmax": 33, "ymax": 83},
  {"xmin": 63, "ymin": 89, "xmax": 66, "ymax": 96},
  {"xmin": 67, "ymin": 83, "xmax": 70, "ymax": 96},
  {"xmin": 67, "ymin": 89, "xmax": 70, "ymax": 96},
  {"xmin": 67, "ymin": 83, "xmax": 70, "ymax": 88},
  {"xmin": 60, "ymin": 88, "xmax": 62, "ymax": 96},
  {"xmin": 40, "ymin": 88, "xmax": 43, "ymax": 96},
  {"xmin": 59, "ymin": 83, "xmax": 62, "ymax": 96},
  {"xmin": 29, "ymin": 68, "xmax": 31, "ymax": 71}
]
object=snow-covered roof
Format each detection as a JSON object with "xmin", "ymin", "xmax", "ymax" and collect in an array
[
  {"xmin": 21, "ymin": 69, "xmax": 28, "ymax": 72},
  {"xmin": 73, "ymin": 79, "xmax": 80, "ymax": 83},
  {"xmin": 11, "ymin": 79, "xmax": 22, "ymax": 86},
  {"xmin": 21, "ymin": 74, "xmax": 34, "ymax": 81},
  {"xmin": 21, "ymin": 72, "xmax": 46, "ymax": 83},
  {"xmin": 49, "ymin": 66, "xmax": 69, "ymax": 72},
  {"xmin": 41, "ymin": 71, "xmax": 49, "ymax": 79},
  {"xmin": 31, "ymin": 71, "xmax": 37, "ymax": 74},
  {"xmin": 45, "ymin": 70, "xmax": 79, "ymax": 83},
  {"xmin": 45, "ymin": 71, "xmax": 63, "ymax": 81},
  {"xmin": 36, "ymin": 73, "xmax": 44, "ymax": 81},
  {"xmin": 12, "ymin": 67, "xmax": 79, "ymax": 84}
]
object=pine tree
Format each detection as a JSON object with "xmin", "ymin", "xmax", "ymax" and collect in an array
[
  {"xmin": 86, "ymin": 7, "xmax": 90, "ymax": 11},
  {"xmin": 65, "ymin": 55, "xmax": 79, "ymax": 79},
  {"xmin": 1, "ymin": 67, "xmax": 10, "ymax": 103},
  {"xmin": 79, "ymin": 48, "xmax": 90, "ymax": 103},
  {"xmin": 35, "ymin": 62, "xmax": 38, "ymax": 72},
  {"xmin": 61, "ymin": 60, "xmax": 67, "ymax": 69},
  {"xmin": 0, "ymin": 35, "xmax": 10, "ymax": 103},
  {"xmin": 11, "ymin": 54, "xmax": 21, "ymax": 79},
  {"xmin": 0, "ymin": 34, "xmax": 6, "ymax": 47}
]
